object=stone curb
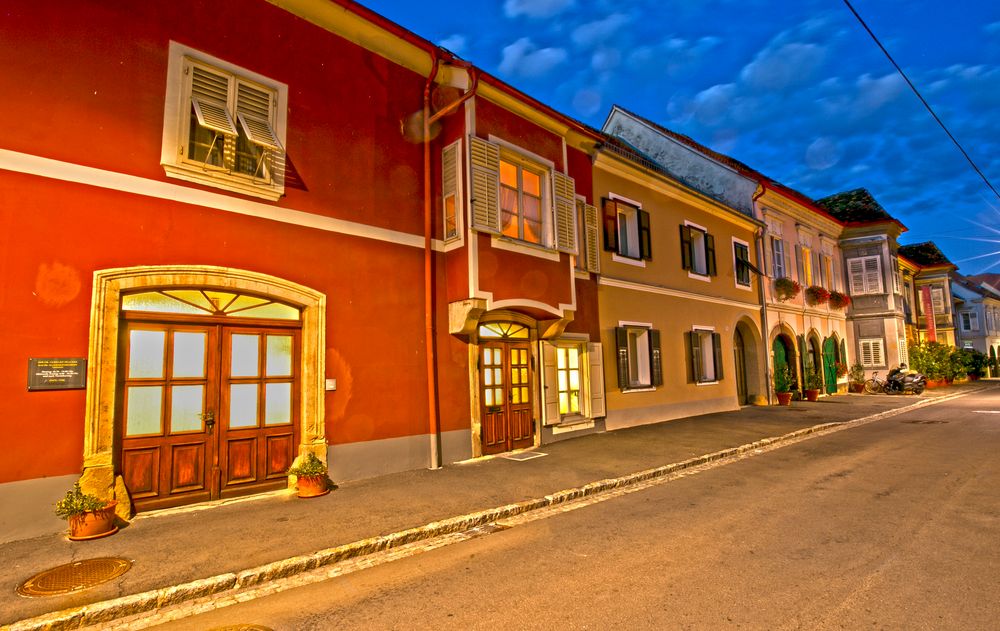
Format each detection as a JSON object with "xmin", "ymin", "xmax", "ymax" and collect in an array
[{"xmin": 8, "ymin": 388, "xmax": 980, "ymax": 631}]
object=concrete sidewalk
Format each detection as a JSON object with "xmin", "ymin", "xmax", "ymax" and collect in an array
[{"xmin": 3, "ymin": 384, "xmax": 989, "ymax": 629}]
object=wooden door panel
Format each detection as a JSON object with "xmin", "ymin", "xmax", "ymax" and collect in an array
[
  {"xmin": 122, "ymin": 447, "xmax": 159, "ymax": 499},
  {"xmin": 225, "ymin": 437, "xmax": 257, "ymax": 484},
  {"xmin": 480, "ymin": 340, "xmax": 535, "ymax": 455},
  {"xmin": 264, "ymin": 433, "xmax": 294, "ymax": 478},
  {"xmin": 169, "ymin": 442, "xmax": 206, "ymax": 492}
]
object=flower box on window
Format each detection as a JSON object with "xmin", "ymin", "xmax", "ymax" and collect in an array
[
  {"xmin": 773, "ymin": 277, "xmax": 801, "ymax": 301},
  {"xmin": 828, "ymin": 291, "xmax": 851, "ymax": 309},
  {"xmin": 805, "ymin": 285, "xmax": 830, "ymax": 306}
]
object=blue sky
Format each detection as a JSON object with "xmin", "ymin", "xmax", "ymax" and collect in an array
[{"xmin": 364, "ymin": 0, "xmax": 1000, "ymax": 275}]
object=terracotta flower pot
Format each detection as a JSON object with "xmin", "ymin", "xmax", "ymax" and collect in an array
[
  {"xmin": 849, "ymin": 383, "xmax": 865, "ymax": 393},
  {"xmin": 68, "ymin": 502, "xmax": 118, "ymax": 541},
  {"xmin": 776, "ymin": 392, "xmax": 793, "ymax": 406},
  {"xmin": 296, "ymin": 475, "xmax": 329, "ymax": 498},
  {"xmin": 804, "ymin": 389, "xmax": 820, "ymax": 402}
]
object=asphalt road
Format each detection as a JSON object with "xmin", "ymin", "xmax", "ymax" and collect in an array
[{"xmin": 155, "ymin": 388, "xmax": 1000, "ymax": 630}]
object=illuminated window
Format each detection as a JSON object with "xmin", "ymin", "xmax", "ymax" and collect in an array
[
  {"xmin": 500, "ymin": 158, "xmax": 545, "ymax": 244},
  {"xmin": 556, "ymin": 346, "xmax": 582, "ymax": 415},
  {"xmin": 122, "ymin": 290, "xmax": 300, "ymax": 320},
  {"xmin": 478, "ymin": 322, "xmax": 529, "ymax": 339},
  {"xmin": 801, "ymin": 246, "xmax": 813, "ymax": 286}
]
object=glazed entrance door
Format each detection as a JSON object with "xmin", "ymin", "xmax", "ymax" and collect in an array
[
  {"xmin": 734, "ymin": 329, "xmax": 748, "ymax": 405},
  {"xmin": 119, "ymin": 321, "xmax": 299, "ymax": 511},
  {"xmin": 480, "ymin": 341, "xmax": 534, "ymax": 455}
]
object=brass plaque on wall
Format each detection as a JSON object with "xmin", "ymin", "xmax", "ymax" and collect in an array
[{"xmin": 27, "ymin": 357, "xmax": 87, "ymax": 391}]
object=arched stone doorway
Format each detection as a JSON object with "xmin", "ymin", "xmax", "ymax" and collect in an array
[
  {"xmin": 733, "ymin": 317, "xmax": 764, "ymax": 405},
  {"xmin": 80, "ymin": 266, "xmax": 326, "ymax": 516},
  {"xmin": 772, "ymin": 333, "xmax": 797, "ymax": 393}
]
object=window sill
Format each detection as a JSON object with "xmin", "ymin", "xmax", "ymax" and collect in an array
[
  {"xmin": 612, "ymin": 253, "xmax": 646, "ymax": 267},
  {"xmin": 735, "ymin": 282, "xmax": 753, "ymax": 291},
  {"xmin": 622, "ymin": 386, "xmax": 655, "ymax": 393},
  {"xmin": 163, "ymin": 163, "xmax": 283, "ymax": 201},
  {"xmin": 490, "ymin": 235, "xmax": 560, "ymax": 261},
  {"xmin": 696, "ymin": 380, "xmax": 720, "ymax": 386},
  {"xmin": 551, "ymin": 418, "xmax": 595, "ymax": 434},
  {"xmin": 688, "ymin": 271, "xmax": 711, "ymax": 282}
]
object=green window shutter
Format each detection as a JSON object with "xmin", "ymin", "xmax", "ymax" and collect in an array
[
  {"xmin": 615, "ymin": 327, "xmax": 629, "ymax": 389},
  {"xmin": 584, "ymin": 202, "xmax": 601, "ymax": 274},
  {"xmin": 468, "ymin": 136, "xmax": 500, "ymax": 234},
  {"xmin": 649, "ymin": 329, "xmax": 663, "ymax": 386},
  {"xmin": 553, "ymin": 172, "xmax": 577, "ymax": 254},
  {"xmin": 680, "ymin": 225, "xmax": 693, "ymax": 270},
  {"xmin": 712, "ymin": 332, "xmax": 724, "ymax": 380},
  {"xmin": 706, "ymin": 233, "xmax": 717, "ymax": 276},
  {"xmin": 602, "ymin": 198, "xmax": 618, "ymax": 253},
  {"xmin": 638, "ymin": 209, "xmax": 652, "ymax": 260},
  {"xmin": 689, "ymin": 331, "xmax": 702, "ymax": 382}
]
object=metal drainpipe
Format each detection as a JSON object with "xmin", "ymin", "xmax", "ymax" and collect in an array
[
  {"xmin": 422, "ymin": 53, "xmax": 479, "ymax": 470},
  {"xmin": 752, "ymin": 184, "xmax": 772, "ymax": 405}
]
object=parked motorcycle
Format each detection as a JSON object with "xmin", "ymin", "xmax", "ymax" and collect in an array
[{"xmin": 884, "ymin": 363, "xmax": 926, "ymax": 395}]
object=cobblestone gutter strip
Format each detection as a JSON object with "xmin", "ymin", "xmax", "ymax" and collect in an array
[{"xmin": 8, "ymin": 389, "xmax": 978, "ymax": 631}]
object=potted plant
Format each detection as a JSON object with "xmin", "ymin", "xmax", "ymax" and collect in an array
[
  {"xmin": 773, "ymin": 277, "xmax": 801, "ymax": 302},
  {"xmin": 773, "ymin": 364, "xmax": 793, "ymax": 405},
  {"xmin": 848, "ymin": 363, "xmax": 866, "ymax": 393},
  {"xmin": 804, "ymin": 285, "xmax": 830, "ymax": 306},
  {"xmin": 55, "ymin": 482, "xmax": 118, "ymax": 541},
  {"xmin": 828, "ymin": 291, "xmax": 851, "ymax": 310},
  {"xmin": 288, "ymin": 452, "xmax": 330, "ymax": 498},
  {"xmin": 802, "ymin": 364, "xmax": 823, "ymax": 401}
]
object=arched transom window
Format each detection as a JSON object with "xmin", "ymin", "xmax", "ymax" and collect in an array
[
  {"xmin": 478, "ymin": 322, "xmax": 529, "ymax": 339},
  {"xmin": 122, "ymin": 289, "xmax": 300, "ymax": 320}
]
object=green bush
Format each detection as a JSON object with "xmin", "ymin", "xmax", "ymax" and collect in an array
[
  {"xmin": 908, "ymin": 341, "xmax": 953, "ymax": 380},
  {"xmin": 55, "ymin": 483, "xmax": 106, "ymax": 519}
]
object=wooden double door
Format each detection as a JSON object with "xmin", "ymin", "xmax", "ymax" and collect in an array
[
  {"xmin": 117, "ymin": 317, "xmax": 300, "ymax": 511},
  {"xmin": 480, "ymin": 341, "xmax": 535, "ymax": 455}
]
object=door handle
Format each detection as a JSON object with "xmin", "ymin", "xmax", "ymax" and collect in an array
[{"xmin": 200, "ymin": 411, "xmax": 216, "ymax": 433}]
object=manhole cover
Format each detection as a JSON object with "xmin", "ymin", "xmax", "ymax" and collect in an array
[
  {"xmin": 501, "ymin": 451, "xmax": 547, "ymax": 461},
  {"xmin": 17, "ymin": 557, "xmax": 132, "ymax": 597}
]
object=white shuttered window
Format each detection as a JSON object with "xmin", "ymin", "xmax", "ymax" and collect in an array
[
  {"xmin": 847, "ymin": 256, "xmax": 883, "ymax": 295},
  {"xmin": 860, "ymin": 338, "xmax": 885, "ymax": 367}
]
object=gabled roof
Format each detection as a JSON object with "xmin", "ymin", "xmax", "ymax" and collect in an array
[
  {"xmin": 898, "ymin": 242, "xmax": 955, "ymax": 268},
  {"xmin": 965, "ymin": 273, "xmax": 1000, "ymax": 291},
  {"xmin": 813, "ymin": 188, "xmax": 904, "ymax": 228},
  {"xmin": 604, "ymin": 105, "xmax": 842, "ymax": 224}
]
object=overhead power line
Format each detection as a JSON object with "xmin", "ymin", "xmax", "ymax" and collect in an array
[{"xmin": 842, "ymin": 0, "xmax": 1000, "ymax": 203}]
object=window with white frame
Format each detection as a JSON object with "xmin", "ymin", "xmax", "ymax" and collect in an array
[
  {"xmin": 688, "ymin": 328, "xmax": 723, "ymax": 383},
  {"xmin": 961, "ymin": 311, "xmax": 979, "ymax": 331},
  {"xmin": 859, "ymin": 338, "xmax": 885, "ymax": 367},
  {"xmin": 680, "ymin": 223, "xmax": 716, "ymax": 276},
  {"xmin": 771, "ymin": 237, "xmax": 786, "ymax": 278},
  {"xmin": 614, "ymin": 326, "xmax": 662, "ymax": 390},
  {"xmin": 602, "ymin": 197, "xmax": 650, "ymax": 261},
  {"xmin": 162, "ymin": 42, "xmax": 287, "ymax": 200},
  {"xmin": 931, "ymin": 286, "xmax": 945, "ymax": 314},
  {"xmin": 734, "ymin": 241, "xmax": 751, "ymax": 286},
  {"xmin": 540, "ymin": 340, "xmax": 605, "ymax": 425},
  {"xmin": 847, "ymin": 256, "xmax": 883, "ymax": 295},
  {"xmin": 500, "ymin": 157, "xmax": 546, "ymax": 244}
]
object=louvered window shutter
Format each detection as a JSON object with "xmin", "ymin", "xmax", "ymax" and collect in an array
[
  {"xmin": 236, "ymin": 82, "xmax": 282, "ymax": 150},
  {"xmin": 540, "ymin": 342, "xmax": 560, "ymax": 426},
  {"xmin": 705, "ymin": 233, "xmax": 717, "ymax": 276},
  {"xmin": 713, "ymin": 332, "xmax": 724, "ymax": 380},
  {"xmin": 190, "ymin": 65, "xmax": 237, "ymax": 136},
  {"xmin": 588, "ymin": 342, "xmax": 606, "ymax": 417},
  {"xmin": 584, "ymin": 202, "xmax": 601, "ymax": 274},
  {"xmin": 680, "ymin": 225, "xmax": 693, "ymax": 270},
  {"xmin": 602, "ymin": 198, "xmax": 618, "ymax": 253},
  {"xmin": 553, "ymin": 172, "xmax": 577, "ymax": 254},
  {"xmin": 469, "ymin": 136, "xmax": 501, "ymax": 234},
  {"xmin": 615, "ymin": 327, "xmax": 629, "ymax": 389},
  {"xmin": 638, "ymin": 210, "xmax": 652, "ymax": 260},
  {"xmin": 649, "ymin": 329, "xmax": 663, "ymax": 386},
  {"xmin": 797, "ymin": 335, "xmax": 807, "ymax": 387},
  {"xmin": 442, "ymin": 143, "xmax": 459, "ymax": 239},
  {"xmin": 795, "ymin": 245, "xmax": 804, "ymax": 285},
  {"xmin": 689, "ymin": 331, "xmax": 702, "ymax": 383},
  {"xmin": 849, "ymin": 259, "xmax": 865, "ymax": 294},
  {"xmin": 864, "ymin": 257, "xmax": 882, "ymax": 293}
]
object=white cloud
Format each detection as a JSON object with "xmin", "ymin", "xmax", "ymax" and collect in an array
[
  {"xmin": 439, "ymin": 34, "xmax": 466, "ymax": 55},
  {"xmin": 985, "ymin": 21, "xmax": 1000, "ymax": 35},
  {"xmin": 591, "ymin": 47, "xmax": 621, "ymax": 72},
  {"xmin": 690, "ymin": 83, "xmax": 737, "ymax": 125},
  {"xmin": 503, "ymin": 0, "xmax": 574, "ymax": 19},
  {"xmin": 499, "ymin": 38, "xmax": 568, "ymax": 79},
  {"xmin": 855, "ymin": 73, "xmax": 906, "ymax": 113},
  {"xmin": 572, "ymin": 13, "xmax": 631, "ymax": 48},
  {"xmin": 804, "ymin": 137, "xmax": 841, "ymax": 170},
  {"xmin": 740, "ymin": 42, "xmax": 826, "ymax": 91},
  {"xmin": 572, "ymin": 88, "xmax": 603, "ymax": 116}
]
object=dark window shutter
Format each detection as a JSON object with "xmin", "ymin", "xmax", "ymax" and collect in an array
[
  {"xmin": 603, "ymin": 198, "xmax": 618, "ymax": 253},
  {"xmin": 797, "ymin": 334, "xmax": 807, "ymax": 391},
  {"xmin": 706, "ymin": 233, "xmax": 717, "ymax": 276},
  {"xmin": 638, "ymin": 209, "xmax": 652, "ymax": 260},
  {"xmin": 679, "ymin": 225, "xmax": 693, "ymax": 270},
  {"xmin": 712, "ymin": 332, "xmax": 724, "ymax": 380},
  {"xmin": 649, "ymin": 329, "xmax": 663, "ymax": 386},
  {"xmin": 615, "ymin": 327, "xmax": 629, "ymax": 389},
  {"xmin": 689, "ymin": 331, "xmax": 702, "ymax": 382}
]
